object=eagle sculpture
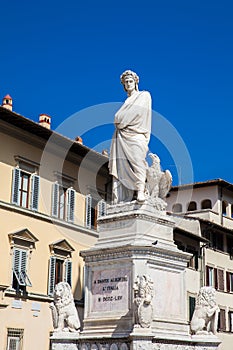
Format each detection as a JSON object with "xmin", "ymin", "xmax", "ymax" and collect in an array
[{"xmin": 146, "ymin": 153, "xmax": 172, "ymax": 201}]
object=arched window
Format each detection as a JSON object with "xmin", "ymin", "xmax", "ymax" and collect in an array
[
  {"xmin": 201, "ymin": 199, "xmax": 212, "ymax": 210},
  {"xmin": 187, "ymin": 201, "xmax": 197, "ymax": 211},
  {"xmin": 172, "ymin": 203, "xmax": 182, "ymax": 213},
  {"xmin": 222, "ymin": 201, "xmax": 228, "ymax": 216}
]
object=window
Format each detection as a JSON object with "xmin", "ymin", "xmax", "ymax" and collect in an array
[
  {"xmin": 85, "ymin": 194, "xmax": 100, "ymax": 229},
  {"xmin": 206, "ymin": 266, "xmax": 215, "ymax": 287},
  {"xmin": 204, "ymin": 231, "xmax": 224, "ymax": 252},
  {"xmin": 187, "ymin": 201, "xmax": 197, "ymax": 211},
  {"xmin": 51, "ymin": 183, "xmax": 75, "ymax": 222},
  {"xmin": 222, "ymin": 201, "xmax": 228, "ymax": 216},
  {"xmin": 189, "ymin": 296, "xmax": 196, "ymax": 321},
  {"xmin": 227, "ymin": 236, "xmax": 233, "ymax": 257},
  {"xmin": 7, "ymin": 328, "xmax": 24, "ymax": 350},
  {"xmin": 48, "ymin": 239, "xmax": 74, "ymax": 296},
  {"xmin": 11, "ymin": 168, "xmax": 40, "ymax": 210},
  {"xmin": 9, "ymin": 229, "xmax": 37, "ymax": 292},
  {"xmin": 214, "ymin": 232, "xmax": 224, "ymax": 251},
  {"xmin": 12, "ymin": 248, "xmax": 32, "ymax": 291},
  {"xmin": 48, "ymin": 257, "xmax": 72, "ymax": 296},
  {"xmin": 229, "ymin": 311, "xmax": 233, "ymax": 332},
  {"xmin": 218, "ymin": 309, "xmax": 226, "ymax": 332},
  {"xmin": 226, "ymin": 272, "xmax": 233, "ymax": 292},
  {"xmin": 172, "ymin": 203, "xmax": 182, "ymax": 213},
  {"xmin": 201, "ymin": 199, "xmax": 212, "ymax": 209},
  {"xmin": 206, "ymin": 266, "xmax": 225, "ymax": 291},
  {"xmin": 187, "ymin": 248, "xmax": 199, "ymax": 271}
]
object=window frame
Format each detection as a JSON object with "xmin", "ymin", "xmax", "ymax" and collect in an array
[
  {"xmin": 48, "ymin": 256, "xmax": 72, "ymax": 296},
  {"xmin": 11, "ymin": 167, "xmax": 40, "ymax": 211},
  {"xmin": 6, "ymin": 328, "xmax": 24, "ymax": 350},
  {"xmin": 218, "ymin": 308, "xmax": 226, "ymax": 332},
  {"xmin": 51, "ymin": 182, "xmax": 75, "ymax": 223},
  {"xmin": 12, "ymin": 247, "xmax": 32, "ymax": 291}
]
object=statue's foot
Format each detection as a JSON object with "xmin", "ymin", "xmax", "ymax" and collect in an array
[{"xmin": 137, "ymin": 191, "xmax": 145, "ymax": 203}]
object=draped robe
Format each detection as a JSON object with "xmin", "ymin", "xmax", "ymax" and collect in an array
[{"xmin": 109, "ymin": 90, "xmax": 152, "ymax": 192}]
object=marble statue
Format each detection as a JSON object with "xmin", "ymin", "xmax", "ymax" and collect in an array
[
  {"xmin": 145, "ymin": 153, "xmax": 172, "ymax": 209},
  {"xmin": 134, "ymin": 275, "xmax": 154, "ymax": 328},
  {"xmin": 50, "ymin": 282, "xmax": 81, "ymax": 333},
  {"xmin": 190, "ymin": 286, "xmax": 219, "ymax": 335},
  {"xmin": 109, "ymin": 70, "xmax": 152, "ymax": 204}
]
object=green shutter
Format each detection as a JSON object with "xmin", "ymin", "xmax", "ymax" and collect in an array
[
  {"xmin": 67, "ymin": 188, "xmax": 75, "ymax": 223},
  {"xmin": 97, "ymin": 199, "xmax": 107, "ymax": 218},
  {"xmin": 52, "ymin": 183, "xmax": 59, "ymax": 218},
  {"xmin": 189, "ymin": 296, "xmax": 196, "ymax": 321},
  {"xmin": 30, "ymin": 174, "xmax": 40, "ymax": 211},
  {"xmin": 85, "ymin": 194, "xmax": 92, "ymax": 229},
  {"xmin": 65, "ymin": 260, "xmax": 72, "ymax": 287},
  {"xmin": 13, "ymin": 248, "xmax": 31, "ymax": 286},
  {"xmin": 11, "ymin": 168, "xmax": 21, "ymax": 205},
  {"xmin": 48, "ymin": 257, "xmax": 56, "ymax": 295}
]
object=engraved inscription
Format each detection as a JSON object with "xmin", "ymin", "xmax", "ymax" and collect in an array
[{"xmin": 91, "ymin": 268, "xmax": 130, "ymax": 312}]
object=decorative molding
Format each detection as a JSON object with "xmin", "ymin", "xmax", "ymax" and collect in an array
[
  {"xmin": 50, "ymin": 239, "xmax": 75, "ymax": 253},
  {"xmin": 8, "ymin": 228, "xmax": 38, "ymax": 246}
]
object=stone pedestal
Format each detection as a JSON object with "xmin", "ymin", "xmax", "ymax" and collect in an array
[
  {"xmin": 50, "ymin": 202, "xmax": 221, "ymax": 350},
  {"xmin": 50, "ymin": 332, "xmax": 80, "ymax": 350}
]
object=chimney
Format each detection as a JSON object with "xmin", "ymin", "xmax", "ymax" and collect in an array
[
  {"xmin": 75, "ymin": 136, "xmax": 83, "ymax": 144},
  {"xmin": 2, "ymin": 94, "xmax": 13, "ymax": 111},
  {"xmin": 39, "ymin": 113, "xmax": 51, "ymax": 129}
]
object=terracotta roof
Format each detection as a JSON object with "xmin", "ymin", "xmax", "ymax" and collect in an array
[
  {"xmin": 0, "ymin": 106, "xmax": 110, "ymax": 175},
  {"xmin": 3, "ymin": 94, "xmax": 12, "ymax": 100},
  {"xmin": 170, "ymin": 179, "xmax": 233, "ymax": 192}
]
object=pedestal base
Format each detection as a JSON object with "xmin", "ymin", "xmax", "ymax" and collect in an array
[
  {"xmin": 75, "ymin": 202, "xmax": 221, "ymax": 350},
  {"xmin": 50, "ymin": 334, "xmax": 221, "ymax": 350}
]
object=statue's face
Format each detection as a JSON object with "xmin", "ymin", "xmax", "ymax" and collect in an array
[
  {"xmin": 55, "ymin": 284, "xmax": 63, "ymax": 299},
  {"xmin": 124, "ymin": 76, "xmax": 136, "ymax": 93}
]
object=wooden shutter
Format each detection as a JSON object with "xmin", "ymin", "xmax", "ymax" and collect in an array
[
  {"xmin": 226, "ymin": 272, "xmax": 230, "ymax": 292},
  {"xmin": 30, "ymin": 174, "xmax": 40, "ymax": 211},
  {"xmin": 85, "ymin": 194, "xmax": 92, "ymax": 229},
  {"xmin": 11, "ymin": 168, "xmax": 21, "ymax": 205},
  {"xmin": 218, "ymin": 269, "xmax": 225, "ymax": 291},
  {"xmin": 13, "ymin": 248, "xmax": 27, "ymax": 272},
  {"xmin": 67, "ymin": 187, "xmax": 75, "ymax": 223},
  {"xmin": 48, "ymin": 257, "xmax": 56, "ymax": 295},
  {"xmin": 65, "ymin": 260, "xmax": 72, "ymax": 287},
  {"xmin": 218, "ymin": 309, "xmax": 226, "ymax": 331},
  {"xmin": 13, "ymin": 248, "xmax": 28, "ymax": 286},
  {"xmin": 97, "ymin": 199, "xmax": 107, "ymax": 218},
  {"xmin": 51, "ymin": 182, "xmax": 59, "ymax": 218}
]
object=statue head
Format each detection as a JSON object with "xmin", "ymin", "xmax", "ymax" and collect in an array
[{"xmin": 120, "ymin": 70, "xmax": 139, "ymax": 92}]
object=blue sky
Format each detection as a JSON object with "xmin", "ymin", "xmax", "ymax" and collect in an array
[{"xmin": 1, "ymin": 0, "xmax": 233, "ymax": 185}]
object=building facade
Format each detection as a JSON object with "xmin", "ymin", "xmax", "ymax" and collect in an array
[
  {"xmin": 0, "ymin": 100, "xmax": 110, "ymax": 350},
  {"xmin": 167, "ymin": 179, "xmax": 233, "ymax": 349}
]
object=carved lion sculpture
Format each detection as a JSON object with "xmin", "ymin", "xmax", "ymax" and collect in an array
[
  {"xmin": 50, "ymin": 282, "xmax": 81, "ymax": 333},
  {"xmin": 190, "ymin": 286, "xmax": 219, "ymax": 335},
  {"xmin": 146, "ymin": 153, "xmax": 172, "ymax": 209},
  {"xmin": 134, "ymin": 275, "xmax": 154, "ymax": 328}
]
